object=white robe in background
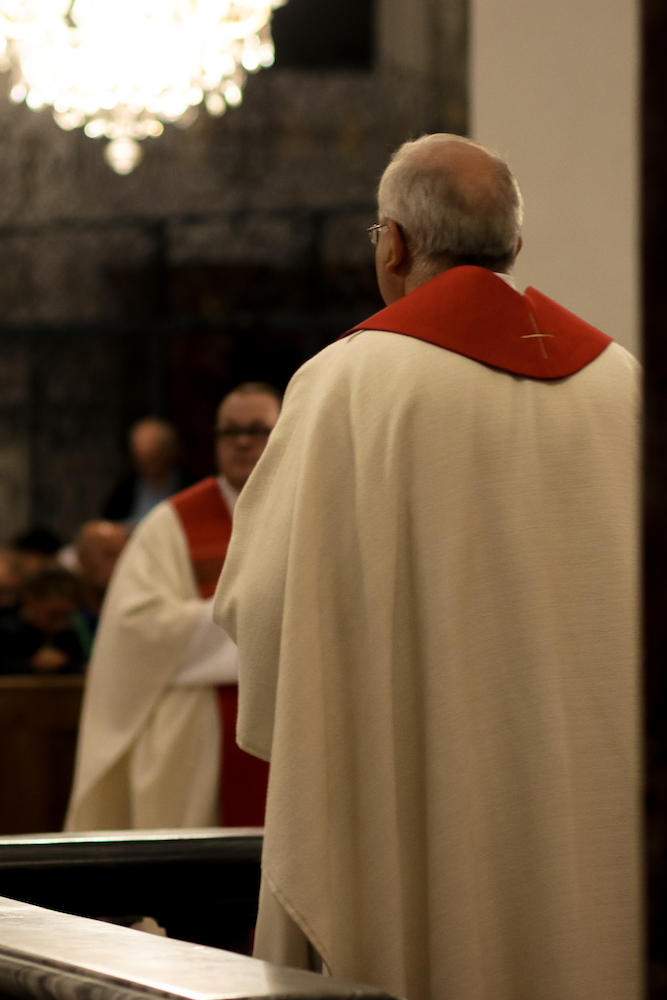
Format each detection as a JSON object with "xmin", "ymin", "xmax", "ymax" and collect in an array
[
  {"xmin": 214, "ymin": 329, "xmax": 641, "ymax": 1000},
  {"xmin": 66, "ymin": 494, "xmax": 238, "ymax": 831}
]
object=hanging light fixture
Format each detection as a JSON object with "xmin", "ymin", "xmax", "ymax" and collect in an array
[{"xmin": 0, "ymin": 0, "xmax": 285, "ymax": 174}]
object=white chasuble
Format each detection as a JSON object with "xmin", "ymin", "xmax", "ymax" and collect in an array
[
  {"xmin": 214, "ymin": 273, "xmax": 641, "ymax": 1000},
  {"xmin": 66, "ymin": 499, "xmax": 235, "ymax": 831}
]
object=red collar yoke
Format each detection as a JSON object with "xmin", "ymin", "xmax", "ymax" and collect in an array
[{"xmin": 347, "ymin": 266, "xmax": 611, "ymax": 379}]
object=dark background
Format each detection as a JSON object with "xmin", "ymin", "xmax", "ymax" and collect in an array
[
  {"xmin": 644, "ymin": 0, "xmax": 667, "ymax": 994},
  {"xmin": 272, "ymin": 0, "xmax": 375, "ymax": 69},
  {"xmin": 0, "ymin": 0, "xmax": 467, "ymax": 542}
]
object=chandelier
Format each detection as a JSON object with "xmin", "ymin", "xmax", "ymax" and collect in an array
[{"xmin": 0, "ymin": 0, "xmax": 285, "ymax": 174}]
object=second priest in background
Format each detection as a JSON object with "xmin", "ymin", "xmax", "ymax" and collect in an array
[{"xmin": 66, "ymin": 382, "xmax": 281, "ymax": 830}]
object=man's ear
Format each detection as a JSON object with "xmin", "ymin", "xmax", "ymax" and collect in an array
[
  {"xmin": 515, "ymin": 235, "xmax": 523, "ymax": 258},
  {"xmin": 385, "ymin": 219, "xmax": 408, "ymax": 274}
]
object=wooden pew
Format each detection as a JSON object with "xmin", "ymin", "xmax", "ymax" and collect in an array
[
  {"xmin": 0, "ymin": 676, "xmax": 84, "ymax": 834},
  {"xmin": 0, "ymin": 829, "xmax": 262, "ymax": 953},
  {"xmin": 0, "ymin": 895, "xmax": 395, "ymax": 1000}
]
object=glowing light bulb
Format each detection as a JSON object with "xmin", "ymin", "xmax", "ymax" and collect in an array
[
  {"xmin": 205, "ymin": 90, "xmax": 225, "ymax": 115},
  {"xmin": 223, "ymin": 81, "xmax": 241, "ymax": 106},
  {"xmin": 241, "ymin": 49, "xmax": 259, "ymax": 71},
  {"xmin": 104, "ymin": 135, "xmax": 142, "ymax": 174}
]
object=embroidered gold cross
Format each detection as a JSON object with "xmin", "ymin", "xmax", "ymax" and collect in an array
[{"xmin": 521, "ymin": 312, "xmax": 554, "ymax": 359}]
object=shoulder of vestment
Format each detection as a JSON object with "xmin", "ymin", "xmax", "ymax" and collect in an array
[{"xmin": 346, "ymin": 266, "xmax": 612, "ymax": 379}]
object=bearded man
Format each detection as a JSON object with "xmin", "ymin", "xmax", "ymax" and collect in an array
[
  {"xmin": 66, "ymin": 383, "xmax": 281, "ymax": 831},
  {"xmin": 214, "ymin": 136, "xmax": 641, "ymax": 1000}
]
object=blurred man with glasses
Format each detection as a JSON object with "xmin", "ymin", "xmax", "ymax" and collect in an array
[{"xmin": 66, "ymin": 382, "xmax": 281, "ymax": 831}]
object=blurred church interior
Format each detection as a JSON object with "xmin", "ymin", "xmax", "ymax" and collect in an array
[
  {"xmin": 0, "ymin": 0, "xmax": 469, "ymax": 836},
  {"xmin": 0, "ymin": 0, "xmax": 658, "ymax": 992}
]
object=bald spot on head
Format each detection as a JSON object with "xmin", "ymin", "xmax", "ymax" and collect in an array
[
  {"xmin": 409, "ymin": 138, "xmax": 508, "ymax": 217},
  {"xmin": 130, "ymin": 418, "xmax": 177, "ymax": 456},
  {"xmin": 76, "ymin": 520, "xmax": 128, "ymax": 593},
  {"xmin": 130, "ymin": 418, "xmax": 179, "ymax": 487},
  {"xmin": 77, "ymin": 520, "xmax": 128, "ymax": 555}
]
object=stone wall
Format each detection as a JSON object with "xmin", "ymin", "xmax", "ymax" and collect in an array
[{"xmin": 0, "ymin": 0, "xmax": 467, "ymax": 542}]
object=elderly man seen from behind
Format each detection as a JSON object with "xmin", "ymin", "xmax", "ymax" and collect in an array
[
  {"xmin": 214, "ymin": 135, "xmax": 640, "ymax": 1000},
  {"xmin": 67, "ymin": 383, "xmax": 281, "ymax": 832}
]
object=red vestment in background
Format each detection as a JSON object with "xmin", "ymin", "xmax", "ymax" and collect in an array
[{"xmin": 172, "ymin": 477, "xmax": 269, "ymax": 826}]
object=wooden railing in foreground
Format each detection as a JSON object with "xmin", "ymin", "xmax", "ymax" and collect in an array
[
  {"xmin": 0, "ymin": 829, "xmax": 262, "ymax": 954},
  {"xmin": 0, "ymin": 895, "xmax": 395, "ymax": 1000}
]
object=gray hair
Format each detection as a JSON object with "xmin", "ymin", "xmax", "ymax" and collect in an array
[{"xmin": 378, "ymin": 134, "xmax": 524, "ymax": 272}]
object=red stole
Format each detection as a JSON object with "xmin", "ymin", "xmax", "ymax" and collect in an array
[
  {"xmin": 348, "ymin": 265, "xmax": 612, "ymax": 379},
  {"xmin": 171, "ymin": 477, "xmax": 269, "ymax": 826}
]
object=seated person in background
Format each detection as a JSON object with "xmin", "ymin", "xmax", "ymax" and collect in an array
[
  {"xmin": 66, "ymin": 382, "xmax": 281, "ymax": 831},
  {"xmin": 11, "ymin": 527, "xmax": 62, "ymax": 578},
  {"xmin": 103, "ymin": 418, "xmax": 194, "ymax": 526},
  {"xmin": 0, "ymin": 549, "xmax": 23, "ymax": 611},
  {"xmin": 0, "ymin": 566, "xmax": 86, "ymax": 675},
  {"xmin": 71, "ymin": 521, "xmax": 128, "ymax": 656}
]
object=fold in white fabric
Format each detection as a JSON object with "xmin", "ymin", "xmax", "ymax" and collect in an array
[
  {"xmin": 215, "ymin": 329, "xmax": 641, "ymax": 1000},
  {"xmin": 173, "ymin": 597, "xmax": 239, "ymax": 686},
  {"xmin": 66, "ymin": 497, "xmax": 234, "ymax": 830}
]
